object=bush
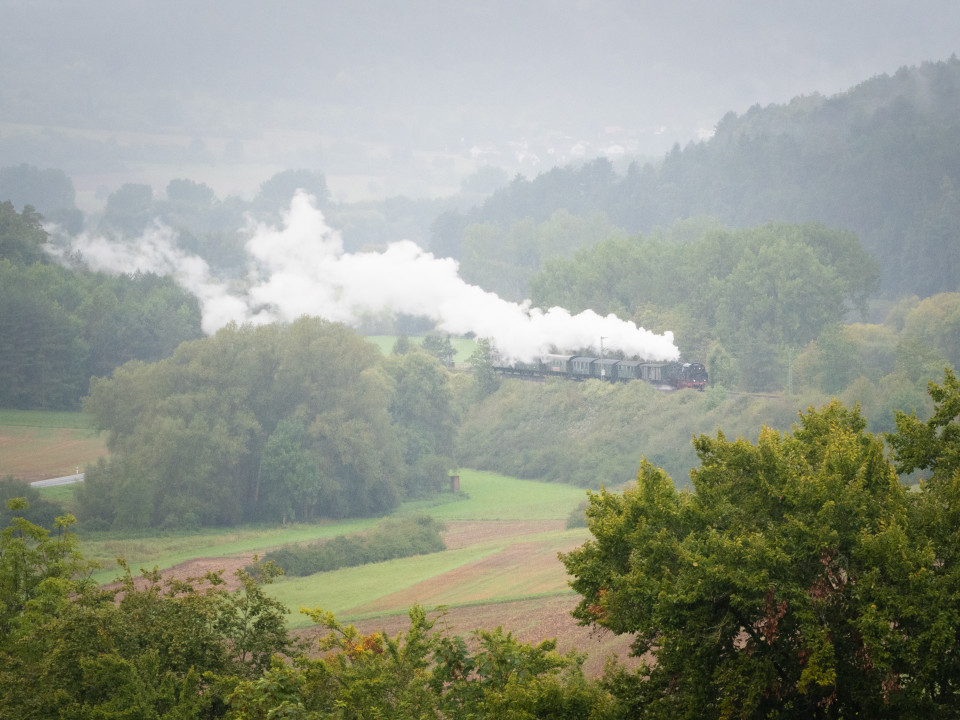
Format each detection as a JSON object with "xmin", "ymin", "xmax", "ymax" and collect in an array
[
  {"xmin": 263, "ymin": 514, "xmax": 446, "ymax": 576},
  {"xmin": 565, "ymin": 500, "xmax": 588, "ymax": 529},
  {"xmin": 0, "ymin": 477, "xmax": 65, "ymax": 528}
]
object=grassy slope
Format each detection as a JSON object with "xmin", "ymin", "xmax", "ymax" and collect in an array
[
  {"xmin": 81, "ymin": 470, "xmax": 587, "ymax": 595},
  {"xmin": 7, "ymin": 410, "xmax": 595, "ymax": 641},
  {"xmin": 365, "ymin": 335, "xmax": 477, "ymax": 362},
  {"xmin": 85, "ymin": 518, "xmax": 384, "ymax": 585},
  {"xmin": 272, "ymin": 471, "xmax": 589, "ymax": 626}
]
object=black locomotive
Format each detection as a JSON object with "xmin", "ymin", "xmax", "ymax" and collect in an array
[{"xmin": 493, "ymin": 353, "xmax": 708, "ymax": 390}]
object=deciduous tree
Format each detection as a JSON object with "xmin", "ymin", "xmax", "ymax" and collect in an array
[{"xmin": 562, "ymin": 399, "xmax": 958, "ymax": 717}]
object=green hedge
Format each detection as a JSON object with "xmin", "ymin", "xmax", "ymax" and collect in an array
[{"xmin": 264, "ymin": 514, "xmax": 446, "ymax": 576}]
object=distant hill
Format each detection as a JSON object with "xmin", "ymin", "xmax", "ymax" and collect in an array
[{"xmin": 439, "ymin": 58, "xmax": 960, "ymax": 299}]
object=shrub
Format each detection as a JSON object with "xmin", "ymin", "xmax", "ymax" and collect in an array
[{"xmin": 262, "ymin": 514, "xmax": 446, "ymax": 576}]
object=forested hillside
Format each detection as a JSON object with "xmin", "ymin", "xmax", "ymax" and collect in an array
[
  {"xmin": 0, "ymin": 202, "xmax": 203, "ymax": 409},
  {"xmin": 437, "ymin": 58, "xmax": 960, "ymax": 300}
]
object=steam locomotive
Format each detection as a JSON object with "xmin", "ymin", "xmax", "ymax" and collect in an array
[{"xmin": 492, "ymin": 353, "xmax": 708, "ymax": 390}]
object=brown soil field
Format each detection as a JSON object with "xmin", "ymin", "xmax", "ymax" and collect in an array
[
  {"xmin": 144, "ymin": 519, "xmax": 641, "ymax": 677},
  {"xmin": 347, "ymin": 535, "xmax": 575, "ymax": 614},
  {"xmin": 0, "ymin": 426, "xmax": 107, "ymax": 482}
]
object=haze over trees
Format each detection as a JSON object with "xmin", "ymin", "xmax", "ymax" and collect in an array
[
  {"xmin": 3, "ymin": 6, "xmax": 960, "ymax": 714},
  {"xmin": 0, "ymin": 201, "xmax": 203, "ymax": 409},
  {"xmin": 2, "ymin": 59, "xmax": 959, "ymax": 498},
  {"xmin": 440, "ymin": 59, "xmax": 960, "ymax": 301}
]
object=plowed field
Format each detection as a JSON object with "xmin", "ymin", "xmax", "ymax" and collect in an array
[
  {"xmin": 0, "ymin": 412, "xmax": 106, "ymax": 482},
  {"xmin": 150, "ymin": 518, "xmax": 639, "ymax": 677}
]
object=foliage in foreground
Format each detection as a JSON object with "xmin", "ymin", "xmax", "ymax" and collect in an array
[
  {"xmin": 0, "ymin": 502, "xmax": 614, "ymax": 719},
  {"xmin": 229, "ymin": 606, "xmax": 615, "ymax": 720},
  {"xmin": 561, "ymin": 371, "xmax": 960, "ymax": 718},
  {"xmin": 0, "ymin": 503, "xmax": 291, "ymax": 718},
  {"xmin": 262, "ymin": 514, "xmax": 446, "ymax": 576}
]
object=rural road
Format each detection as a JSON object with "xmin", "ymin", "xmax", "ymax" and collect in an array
[{"xmin": 30, "ymin": 473, "xmax": 85, "ymax": 488}]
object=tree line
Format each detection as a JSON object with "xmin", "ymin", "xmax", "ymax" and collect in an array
[
  {"xmin": 262, "ymin": 514, "xmax": 446, "ymax": 576},
  {"xmin": 529, "ymin": 221, "xmax": 879, "ymax": 391}
]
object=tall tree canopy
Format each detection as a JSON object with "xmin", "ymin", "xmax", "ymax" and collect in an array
[
  {"xmin": 0, "ymin": 503, "xmax": 291, "ymax": 718},
  {"xmin": 79, "ymin": 318, "xmax": 404, "ymax": 528},
  {"xmin": 562, "ymin": 384, "xmax": 960, "ymax": 717}
]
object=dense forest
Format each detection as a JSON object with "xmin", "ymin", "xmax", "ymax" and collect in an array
[
  {"xmin": 0, "ymin": 202, "xmax": 203, "ymax": 409},
  {"xmin": 77, "ymin": 320, "xmax": 458, "ymax": 529},
  {"xmin": 436, "ymin": 58, "xmax": 960, "ymax": 301}
]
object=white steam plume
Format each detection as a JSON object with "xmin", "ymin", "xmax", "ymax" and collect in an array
[{"xmin": 55, "ymin": 191, "xmax": 679, "ymax": 362}]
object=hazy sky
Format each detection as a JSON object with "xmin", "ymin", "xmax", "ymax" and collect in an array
[{"xmin": 3, "ymin": 1, "xmax": 959, "ymax": 196}]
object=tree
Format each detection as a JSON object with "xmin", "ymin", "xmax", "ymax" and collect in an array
[
  {"xmin": 226, "ymin": 604, "xmax": 615, "ymax": 720},
  {"xmin": 561, "ymin": 400, "xmax": 957, "ymax": 717},
  {"xmin": 0, "ymin": 164, "xmax": 81, "ymax": 233},
  {"xmin": 253, "ymin": 169, "xmax": 329, "ymax": 218},
  {"xmin": 899, "ymin": 292, "xmax": 960, "ymax": 373},
  {"xmin": 0, "ymin": 164, "xmax": 76, "ymax": 214},
  {"xmin": 258, "ymin": 417, "xmax": 326, "ymax": 523},
  {"xmin": 0, "ymin": 260, "xmax": 90, "ymax": 409},
  {"xmin": 420, "ymin": 334, "xmax": 455, "ymax": 366},
  {"xmin": 0, "ymin": 504, "xmax": 291, "ymax": 718},
  {"xmin": 81, "ymin": 318, "xmax": 404, "ymax": 528},
  {"xmin": 166, "ymin": 177, "xmax": 216, "ymax": 207},
  {"xmin": 384, "ymin": 351, "xmax": 457, "ymax": 496},
  {"xmin": 0, "ymin": 478, "xmax": 65, "ymax": 529},
  {"xmin": 0, "ymin": 200, "xmax": 48, "ymax": 265},
  {"xmin": 100, "ymin": 182, "xmax": 155, "ymax": 236},
  {"xmin": 888, "ymin": 367, "xmax": 960, "ymax": 489},
  {"xmin": 469, "ymin": 338, "xmax": 501, "ymax": 400}
]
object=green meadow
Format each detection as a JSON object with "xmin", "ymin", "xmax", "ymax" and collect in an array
[
  {"xmin": 400, "ymin": 470, "xmax": 587, "ymax": 521},
  {"xmin": 85, "ymin": 518, "xmax": 384, "ymax": 585},
  {"xmin": 4, "ymin": 408, "xmax": 593, "ymax": 626},
  {"xmin": 82, "ymin": 470, "xmax": 589, "ymax": 599},
  {"xmin": 365, "ymin": 335, "xmax": 477, "ymax": 362}
]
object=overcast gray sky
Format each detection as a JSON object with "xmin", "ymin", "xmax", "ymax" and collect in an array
[{"xmin": 2, "ymin": 0, "xmax": 958, "ymax": 198}]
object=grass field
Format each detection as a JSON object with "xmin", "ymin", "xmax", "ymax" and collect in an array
[
  {"xmin": 85, "ymin": 517, "xmax": 386, "ymax": 585},
  {"xmin": 74, "ymin": 468, "xmax": 593, "ymax": 639},
  {"xmin": 0, "ymin": 410, "xmax": 107, "ymax": 483},
  {"xmin": 365, "ymin": 335, "xmax": 477, "ymax": 363},
  {"xmin": 84, "ymin": 470, "xmax": 587, "ymax": 588},
  {"xmin": 269, "ymin": 472, "xmax": 589, "ymax": 626}
]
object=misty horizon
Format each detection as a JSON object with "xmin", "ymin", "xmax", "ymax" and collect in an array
[{"xmin": 2, "ymin": 1, "xmax": 958, "ymax": 205}]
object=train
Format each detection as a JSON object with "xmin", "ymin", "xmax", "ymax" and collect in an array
[{"xmin": 492, "ymin": 353, "xmax": 709, "ymax": 390}]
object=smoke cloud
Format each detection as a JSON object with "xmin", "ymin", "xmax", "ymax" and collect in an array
[{"xmin": 55, "ymin": 192, "xmax": 679, "ymax": 362}]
